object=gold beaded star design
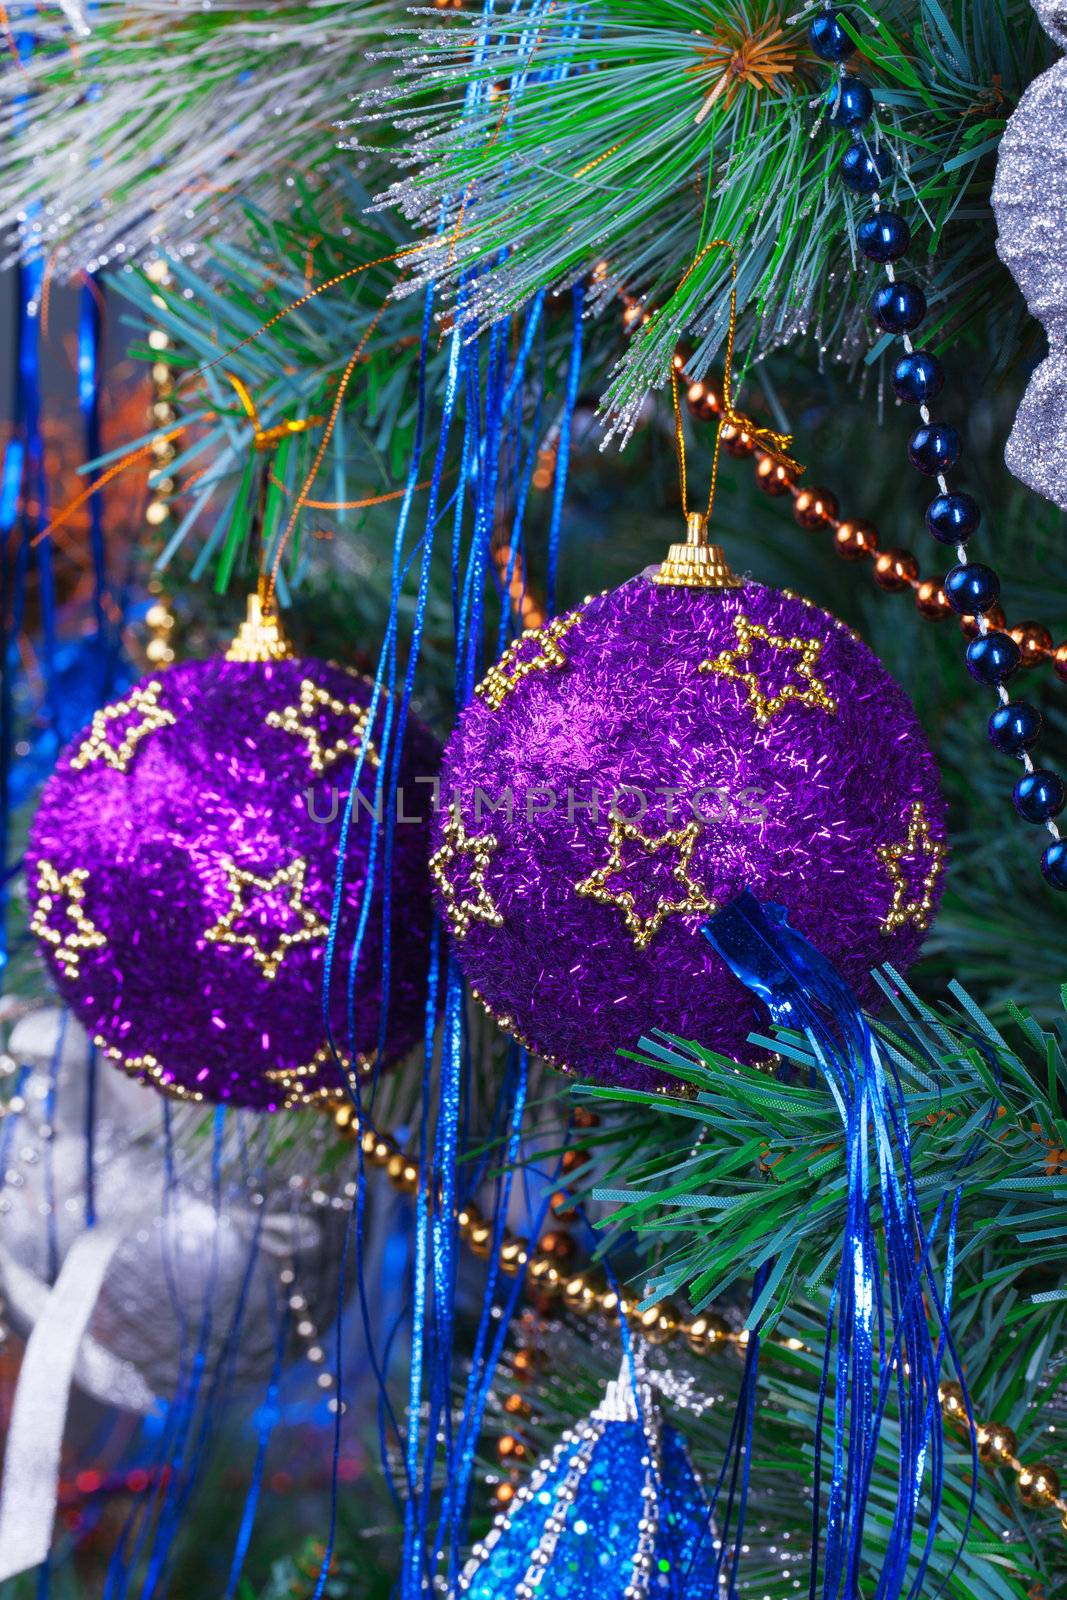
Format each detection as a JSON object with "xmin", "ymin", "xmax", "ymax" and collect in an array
[
  {"xmin": 574, "ymin": 818, "xmax": 716, "ymax": 952},
  {"xmin": 876, "ymin": 800, "xmax": 947, "ymax": 936},
  {"xmin": 265, "ymin": 678, "xmax": 380, "ymax": 775},
  {"xmin": 430, "ymin": 812, "xmax": 505, "ymax": 939},
  {"xmin": 264, "ymin": 1043, "xmax": 375, "ymax": 1108},
  {"xmin": 94, "ymin": 1038, "xmax": 204, "ymax": 1103},
  {"xmin": 70, "ymin": 681, "xmax": 176, "ymax": 773},
  {"xmin": 30, "ymin": 860, "xmax": 108, "ymax": 978},
  {"xmin": 699, "ymin": 613, "xmax": 836, "ymax": 729},
  {"xmin": 204, "ymin": 857, "xmax": 329, "ymax": 980},
  {"xmin": 476, "ymin": 613, "xmax": 581, "ymax": 712}
]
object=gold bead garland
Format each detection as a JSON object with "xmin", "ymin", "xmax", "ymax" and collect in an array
[
  {"xmin": 142, "ymin": 260, "xmax": 178, "ymax": 670},
  {"xmin": 329, "ymin": 1098, "xmax": 1067, "ymax": 1539},
  {"xmin": 611, "ymin": 277, "xmax": 1067, "ymax": 678}
]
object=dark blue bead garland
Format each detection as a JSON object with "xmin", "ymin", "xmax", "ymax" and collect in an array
[
  {"xmin": 811, "ymin": 5, "xmax": 1067, "ymax": 889},
  {"xmin": 840, "ymin": 142, "xmax": 890, "ymax": 194},
  {"xmin": 858, "ymin": 212, "xmax": 910, "ymax": 263},
  {"xmin": 809, "ymin": 8, "xmax": 855, "ymax": 62},
  {"xmin": 926, "ymin": 491, "xmax": 980, "ymax": 544},
  {"xmin": 908, "ymin": 423, "xmax": 960, "ymax": 475},
  {"xmin": 989, "ymin": 703, "xmax": 1042, "ymax": 755},
  {"xmin": 944, "ymin": 563, "xmax": 999, "ymax": 616},
  {"xmin": 1043, "ymin": 840, "xmax": 1067, "ymax": 889},
  {"xmin": 892, "ymin": 351, "xmax": 943, "ymax": 404},
  {"xmin": 827, "ymin": 73, "xmax": 873, "ymax": 128},
  {"xmin": 1014, "ymin": 770, "xmax": 1066, "ymax": 825}
]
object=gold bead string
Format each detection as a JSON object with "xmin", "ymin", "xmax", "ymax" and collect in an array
[
  {"xmin": 491, "ymin": 1310, "xmax": 561, "ymax": 1507},
  {"xmin": 140, "ymin": 260, "xmax": 178, "ymax": 670},
  {"xmin": 328, "ymin": 1100, "xmax": 1066, "ymax": 1537},
  {"xmin": 277, "ymin": 1259, "xmax": 344, "ymax": 1414},
  {"xmin": 588, "ymin": 267, "xmax": 1067, "ymax": 678},
  {"xmin": 939, "ymin": 1387, "xmax": 1066, "ymax": 1529}
]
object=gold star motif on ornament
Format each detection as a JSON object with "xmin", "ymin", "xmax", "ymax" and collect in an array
[
  {"xmin": 875, "ymin": 800, "xmax": 947, "ymax": 936},
  {"xmin": 204, "ymin": 856, "xmax": 329, "ymax": 980},
  {"xmin": 265, "ymin": 678, "xmax": 380, "ymax": 775},
  {"xmin": 574, "ymin": 818, "xmax": 716, "ymax": 953},
  {"xmin": 699, "ymin": 613, "xmax": 836, "ymax": 728},
  {"xmin": 264, "ymin": 1044, "xmax": 375, "ymax": 1107},
  {"xmin": 476, "ymin": 612, "xmax": 581, "ymax": 712},
  {"xmin": 30, "ymin": 860, "xmax": 108, "ymax": 978},
  {"xmin": 264, "ymin": 1043, "xmax": 374, "ymax": 1088},
  {"xmin": 430, "ymin": 812, "xmax": 504, "ymax": 940},
  {"xmin": 70, "ymin": 681, "xmax": 176, "ymax": 772},
  {"xmin": 93, "ymin": 1037, "xmax": 203, "ymax": 1102}
]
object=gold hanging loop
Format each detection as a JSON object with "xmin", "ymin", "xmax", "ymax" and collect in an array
[
  {"xmin": 656, "ymin": 239, "xmax": 803, "ymax": 590},
  {"xmin": 673, "ymin": 238, "xmax": 803, "ymax": 524}
]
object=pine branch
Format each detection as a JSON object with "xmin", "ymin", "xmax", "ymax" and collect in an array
[
  {"xmin": 106, "ymin": 192, "xmax": 427, "ymax": 597},
  {"xmin": 0, "ymin": 0, "xmax": 396, "ymax": 268},
  {"xmin": 572, "ymin": 984, "xmax": 1067, "ymax": 1361},
  {"xmin": 381, "ymin": 0, "xmax": 1051, "ymax": 428},
  {"xmin": 478, "ymin": 1305, "xmax": 1046, "ymax": 1598}
]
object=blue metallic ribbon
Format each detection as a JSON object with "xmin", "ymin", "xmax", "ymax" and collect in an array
[
  {"xmin": 704, "ymin": 891, "xmax": 972, "ymax": 1599},
  {"xmin": 546, "ymin": 281, "xmax": 585, "ymax": 618},
  {"xmin": 301, "ymin": 5, "xmax": 588, "ymax": 1587},
  {"xmin": 0, "ymin": 438, "xmax": 23, "ymax": 984},
  {"xmin": 223, "ymin": 1299, "xmax": 288, "ymax": 1600}
]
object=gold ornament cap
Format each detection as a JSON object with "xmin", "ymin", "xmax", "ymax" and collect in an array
[
  {"xmin": 225, "ymin": 583, "xmax": 295, "ymax": 663},
  {"xmin": 654, "ymin": 512, "xmax": 743, "ymax": 590}
]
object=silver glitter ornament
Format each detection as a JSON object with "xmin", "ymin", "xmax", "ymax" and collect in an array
[
  {"xmin": 992, "ymin": 2, "xmax": 1067, "ymax": 508},
  {"xmin": 0, "ymin": 1010, "xmax": 346, "ymax": 1412}
]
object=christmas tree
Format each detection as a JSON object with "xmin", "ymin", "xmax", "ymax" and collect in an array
[{"xmin": 0, "ymin": 3, "xmax": 1065, "ymax": 1596}]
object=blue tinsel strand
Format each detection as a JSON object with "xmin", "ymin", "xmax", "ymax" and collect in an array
[{"xmin": 704, "ymin": 891, "xmax": 974, "ymax": 1599}]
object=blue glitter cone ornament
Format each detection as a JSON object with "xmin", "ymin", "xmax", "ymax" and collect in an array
[{"xmin": 454, "ymin": 1369, "xmax": 716, "ymax": 1598}]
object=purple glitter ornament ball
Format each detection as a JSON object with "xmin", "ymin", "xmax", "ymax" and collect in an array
[
  {"xmin": 27, "ymin": 656, "xmax": 440, "ymax": 1110},
  {"xmin": 432, "ymin": 572, "xmax": 947, "ymax": 1088}
]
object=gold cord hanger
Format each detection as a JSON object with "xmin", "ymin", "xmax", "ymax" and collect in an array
[
  {"xmin": 222, "ymin": 373, "xmax": 304, "ymax": 662},
  {"xmin": 656, "ymin": 239, "xmax": 802, "ymax": 590}
]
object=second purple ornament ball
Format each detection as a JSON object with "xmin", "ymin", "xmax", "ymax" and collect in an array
[
  {"xmin": 432, "ymin": 571, "xmax": 947, "ymax": 1088},
  {"xmin": 27, "ymin": 655, "xmax": 440, "ymax": 1110}
]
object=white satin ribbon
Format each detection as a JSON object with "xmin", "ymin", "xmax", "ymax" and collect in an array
[
  {"xmin": 0, "ymin": 1251, "xmax": 157, "ymax": 1416},
  {"xmin": 0, "ymin": 1228, "xmax": 123, "ymax": 1581}
]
